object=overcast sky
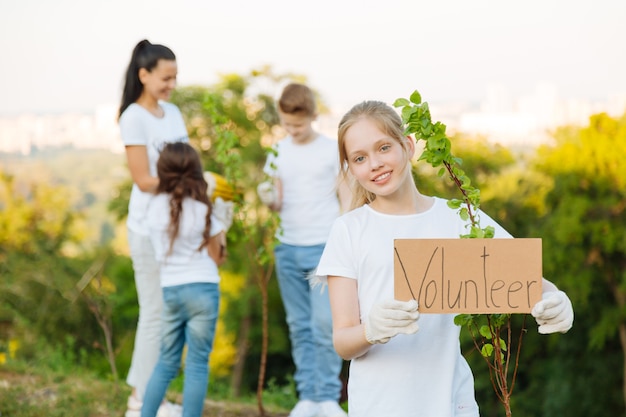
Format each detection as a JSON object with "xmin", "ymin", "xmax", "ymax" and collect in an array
[{"xmin": 1, "ymin": 0, "xmax": 625, "ymax": 116}]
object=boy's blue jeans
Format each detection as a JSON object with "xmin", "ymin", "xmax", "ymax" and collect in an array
[
  {"xmin": 141, "ymin": 283, "xmax": 220, "ymax": 417},
  {"xmin": 274, "ymin": 243, "xmax": 343, "ymax": 402}
]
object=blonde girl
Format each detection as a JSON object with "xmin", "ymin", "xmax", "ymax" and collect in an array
[{"xmin": 316, "ymin": 100, "xmax": 573, "ymax": 417}]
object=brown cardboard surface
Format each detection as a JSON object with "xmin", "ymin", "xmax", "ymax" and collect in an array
[{"xmin": 393, "ymin": 238, "xmax": 542, "ymax": 314}]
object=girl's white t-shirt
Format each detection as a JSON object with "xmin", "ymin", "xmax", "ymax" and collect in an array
[
  {"xmin": 316, "ymin": 197, "xmax": 512, "ymax": 417},
  {"xmin": 263, "ymin": 134, "xmax": 341, "ymax": 245},
  {"xmin": 147, "ymin": 194, "xmax": 224, "ymax": 287},
  {"xmin": 119, "ymin": 102, "xmax": 188, "ymax": 235}
]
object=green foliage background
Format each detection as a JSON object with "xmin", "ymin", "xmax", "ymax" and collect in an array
[{"xmin": 1, "ymin": 74, "xmax": 625, "ymax": 416}]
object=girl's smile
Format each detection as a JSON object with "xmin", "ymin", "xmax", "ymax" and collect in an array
[{"xmin": 372, "ymin": 171, "xmax": 391, "ymax": 183}]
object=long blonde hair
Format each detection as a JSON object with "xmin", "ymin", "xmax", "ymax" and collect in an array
[{"xmin": 337, "ymin": 100, "xmax": 413, "ymax": 210}]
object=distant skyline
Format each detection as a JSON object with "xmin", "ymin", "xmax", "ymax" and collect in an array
[{"xmin": 2, "ymin": 0, "xmax": 626, "ymax": 116}]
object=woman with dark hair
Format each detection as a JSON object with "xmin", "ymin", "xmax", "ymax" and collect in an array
[
  {"xmin": 118, "ymin": 39, "xmax": 188, "ymax": 417},
  {"xmin": 142, "ymin": 142, "xmax": 226, "ymax": 417}
]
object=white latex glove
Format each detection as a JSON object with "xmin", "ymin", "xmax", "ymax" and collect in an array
[
  {"xmin": 212, "ymin": 197, "xmax": 234, "ymax": 231},
  {"xmin": 531, "ymin": 290, "xmax": 573, "ymax": 334},
  {"xmin": 257, "ymin": 181, "xmax": 277, "ymax": 206},
  {"xmin": 203, "ymin": 171, "xmax": 217, "ymax": 198},
  {"xmin": 364, "ymin": 299, "xmax": 420, "ymax": 344}
]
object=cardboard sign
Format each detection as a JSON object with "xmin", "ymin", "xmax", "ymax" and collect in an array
[{"xmin": 394, "ymin": 239, "xmax": 542, "ymax": 314}]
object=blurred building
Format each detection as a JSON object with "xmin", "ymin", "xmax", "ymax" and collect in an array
[
  {"xmin": 455, "ymin": 83, "xmax": 626, "ymax": 147},
  {"xmin": 1, "ymin": 85, "xmax": 625, "ymax": 155},
  {"xmin": 0, "ymin": 103, "xmax": 123, "ymax": 155}
]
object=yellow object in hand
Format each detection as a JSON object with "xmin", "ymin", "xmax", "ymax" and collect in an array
[{"xmin": 203, "ymin": 171, "xmax": 235, "ymax": 202}]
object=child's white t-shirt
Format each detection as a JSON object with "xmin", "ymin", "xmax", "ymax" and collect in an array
[
  {"xmin": 263, "ymin": 134, "xmax": 341, "ymax": 246},
  {"xmin": 119, "ymin": 102, "xmax": 188, "ymax": 235},
  {"xmin": 316, "ymin": 197, "xmax": 512, "ymax": 417},
  {"xmin": 147, "ymin": 194, "xmax": 224, "ymax": 287}
]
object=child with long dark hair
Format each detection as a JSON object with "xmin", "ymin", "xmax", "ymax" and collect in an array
[{"xmin": 141, "ymin": 142, "xmax": 226, "ymax": 417}]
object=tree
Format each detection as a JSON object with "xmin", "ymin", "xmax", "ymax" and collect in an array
[
  {"xmin": 531, "ymin": 112, "xmax": 626, "ymax": 408},
  {"xmin": 169, "ymin": 67, "xmax": 321, "ymax": 409},
  {"xmin": 397, "ymin": 92, "xmax": 531, "ymax": 417},
  {"xmin": 0, "ymin": 171, "xmax": 133, "ymax": 376}
]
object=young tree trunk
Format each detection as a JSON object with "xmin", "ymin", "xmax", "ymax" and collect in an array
[
  {"xmin": 609, "ymin": 268, "xmax": 626, "ymax": 407},
  {"xmin": 256, "ymin": 273, "xmax": 270, "ymax": 417},
  {"xmin": 619, "ymin": 323, "xmax": 626, "ymax": 404},
  {"xmin": 230, "ymin": 314, "xmax": 251, "ymax": 397}
]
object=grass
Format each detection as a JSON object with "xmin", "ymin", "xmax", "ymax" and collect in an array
[
  {"xmin": 0, "ymin": 361, "xmax": 128, "ymax": 417},
  {"xmin": 0, "ymin": 358, "xmax": 295, "ymax": 417},
  {"xmin": 0, "ymin": 337, "xmax": 349, "ymax": 416}
]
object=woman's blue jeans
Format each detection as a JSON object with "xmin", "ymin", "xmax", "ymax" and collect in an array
[
  {"xmin": 274, "ymin": 243, "xmax": 343, "ymax": 402},
  {"xmin": 141, "ymin": 282, "xmax": 219, "ymax": 417}
]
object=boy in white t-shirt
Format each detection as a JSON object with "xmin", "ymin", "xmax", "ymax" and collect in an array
[{"xmin": 258, "ymin": 83, "xmax": 351, "ymax": 417}]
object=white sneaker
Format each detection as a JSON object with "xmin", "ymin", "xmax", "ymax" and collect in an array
[
  {"xmin": 157, "ymin": 401, "xmax": 183, "ymax": 417},
  {"xmin": 318, "ymin": 400, "xmax": 348, "ymax": 417},
  {"xmin": 124, "ymin": 395, "xmax": 142, "ymax": 417},
  {"xmin": 124, "ymin": 396, "xmax": 182, "ymax": 417},
  {"xmin": 289, "ymin": 399, "xmax": 320, "ymax": 417}
]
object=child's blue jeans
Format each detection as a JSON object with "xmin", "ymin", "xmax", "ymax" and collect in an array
[
  {"xmin": 274, "ymin": 243, "xmax": 343, "ymax": 402},
  {"xmin": 141, "ymin": 282, "xmax": 220, "ymax": 417}
]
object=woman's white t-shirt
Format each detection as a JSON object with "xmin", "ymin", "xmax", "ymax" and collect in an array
[
  {"xmin": 119, "ymin": 102, "xmax": 188, "ymax": 235},
  {"xmin": 147, "ymin": 194, "xmax": 224, "ymax": 287},
  {"xmin": 316, "ymin": 197, "xmax": 512, "ymax": 417}
]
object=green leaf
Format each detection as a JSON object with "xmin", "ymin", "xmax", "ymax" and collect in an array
[
  {"xmin": 492, "ymin": 313, "xmax": 510, "ymax": 327},
  {"xmin": 401, "ymin": 107, "xmax": 416, "ymax": 125},
  {"xmin": 499, "ymin": 338, "xmax": 507, "ymax": 351},
  {"xmin": 467, "ymin": 189, "xmax": 481, "ymax": 200},
  {"xmin": 410, "ymin": 90, "xmax": 422, "ymax": 104},
  {"xmin": 454, "ymin": 314, "xmax": 473, "ymax": 326},
  {"xmin": 394, "ymin": 98, "xmax": 410, "ymax": 107},
  {"xmin": 481, "ymin": 344, "xmax": 494, "ymax": 358},
  {"xmin": 479, "ymin": 325, "xmax": 492, "ymax": 339},
  {"xmin": 447, "ymin": 199, "xmax": 462, "ymax": 209}
]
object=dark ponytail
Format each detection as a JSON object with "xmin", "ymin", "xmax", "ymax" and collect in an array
[{"xmin": 118, "ymin": 39, "xmax": 176, "ymax": 120}]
